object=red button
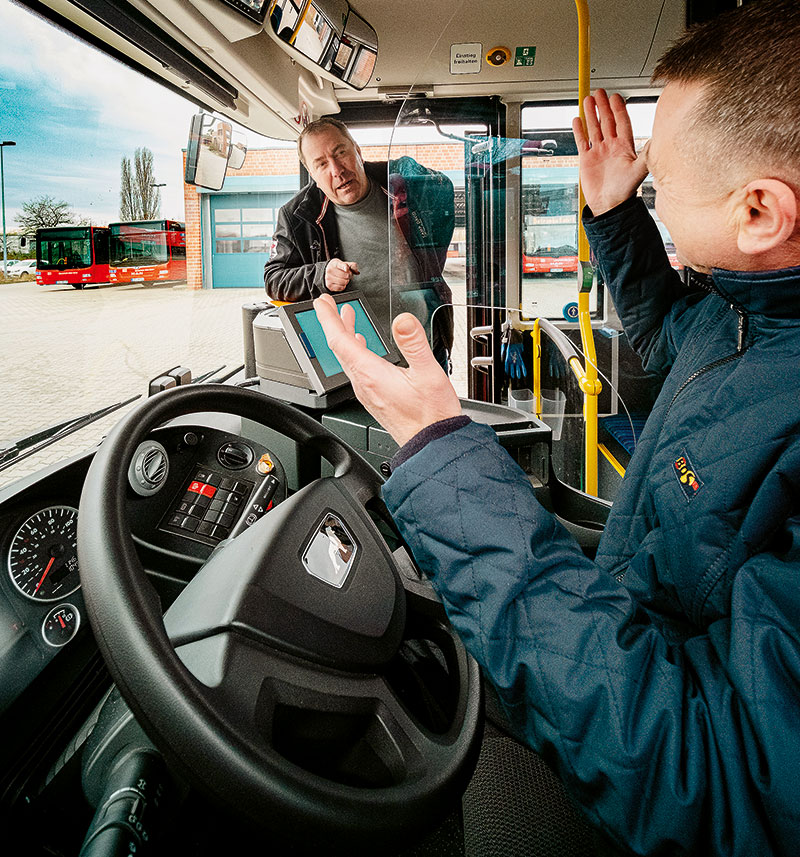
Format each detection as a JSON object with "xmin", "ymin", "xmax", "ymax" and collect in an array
[
  {"xmin": 188, "ymin": 481, "xmax": 203, "ymax": 494},
  {"xmin": 199, "ymin": 483, "xmax": 217, "ymax": 498}
]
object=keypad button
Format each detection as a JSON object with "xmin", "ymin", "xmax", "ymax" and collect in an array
[
  {"xmin": 197, "ymin": 521, "xmax": 215, "ymax": 537},
  {"xmin": 181, "ymin": 517, "xmax": 199, "ymax": 533},
  {"xmin": 218, "ymin": 510, "xmax": 236, "ymax": 528}
]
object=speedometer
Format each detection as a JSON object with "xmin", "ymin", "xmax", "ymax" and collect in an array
[{"xmin": 8, "ymin": 506, "xmax": 80, "ymax": 601}]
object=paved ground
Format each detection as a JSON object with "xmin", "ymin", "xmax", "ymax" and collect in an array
[{"xmin": 0, "ymin": 277, "xmax": 470, "ymax": 490}]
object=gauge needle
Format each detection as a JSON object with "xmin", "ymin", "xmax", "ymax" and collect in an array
[{"xmin": 35, "ymin": 556, "xmax": 56, "ymax": 593}]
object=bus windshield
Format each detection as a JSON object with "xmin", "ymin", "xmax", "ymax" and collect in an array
[
  {"xmin": 109, "ymin": 221, "xmax": 170, "ymax": 266},
  {"xmin": 37, "ymin": 227, "xmax": 93, "ymax": 270}
]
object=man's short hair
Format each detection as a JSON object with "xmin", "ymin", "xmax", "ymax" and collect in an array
[
  {"xmin": 653, "ymin": 0, "xmax": 800, "ymax": 183},
  {"xmin": 297, "ymin": 117, "xmax": 356, "ymax": 167}
]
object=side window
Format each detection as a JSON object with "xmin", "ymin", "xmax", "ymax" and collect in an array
[{"xmin": 520, "ymin": 100, "xmax": 679, "ymax": 320}]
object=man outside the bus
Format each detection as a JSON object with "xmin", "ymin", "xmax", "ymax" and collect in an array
[
  {"xmin": 314, "ymin": 1, "xmax": 800, "ymax": 853},
  {"xmin": 263, "ymin": 117, "xmax": 454, "ymax": 369}
]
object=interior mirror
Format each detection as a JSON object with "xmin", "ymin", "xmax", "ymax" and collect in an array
[
  {"xmin": 184, "ymin": 114, "xmax": 233, "ymax": 191},
  {"xmin": 228, "ymin": 131, "xmax": 248, "ymax": 170},
  {"xmin": 268, "ymin": 0, "xmax": 378, "ymax": 90}
]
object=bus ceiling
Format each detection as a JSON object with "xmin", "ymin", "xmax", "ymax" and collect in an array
[{"xmin": 11, "ymin": 0, "xmax": 705, "ymax": 141}]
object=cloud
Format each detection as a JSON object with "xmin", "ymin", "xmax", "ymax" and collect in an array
[{"xmin": 0, "ymin": 0, "xmax": 196, "ymax": 223}]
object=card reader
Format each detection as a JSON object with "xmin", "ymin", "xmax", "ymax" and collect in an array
[{"xmin": 252, "ymin": 291, "xmax": 402, "ymax": 409}]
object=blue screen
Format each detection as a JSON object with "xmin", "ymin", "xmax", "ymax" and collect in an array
[{"xmin": 295, "ymin": 299, "xmax": 388, "ymax": 378}]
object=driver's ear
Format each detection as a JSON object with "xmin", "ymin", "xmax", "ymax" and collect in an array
[{"xmin": 735, "ymin": 178, "xmax": 798, "ymax": 256}]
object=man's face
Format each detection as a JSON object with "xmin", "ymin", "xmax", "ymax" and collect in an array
[
  {"xmin": 301, "ymin": 127, "xmax": 369, "ymax": 206},
  {"xmin": 648, "ymin": 82, "xmax": 739, "ymax": 274}
]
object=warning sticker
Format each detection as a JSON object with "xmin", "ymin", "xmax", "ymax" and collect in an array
[
  {"xmin": 450, "ymin": 43, "xmax": 482, "ymax": 74},
  {"xmin": 514, "ymin": 46, "xmax": 537, "ymax": 67}
]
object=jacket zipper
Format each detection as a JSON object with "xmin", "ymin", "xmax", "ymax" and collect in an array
[
  {"xmin": 613, "ymin": 289, "xmax": 750, "ymax": 586},
  {"xmin": 664, "ymin": 287, "xmax": 750, "ymax": 421}
]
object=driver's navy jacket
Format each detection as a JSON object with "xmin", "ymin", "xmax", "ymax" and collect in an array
[
  {"xmin": 263, "ymin": 157, "xmax": 455, "ymax": 357},
  {"xmin": 382, "ymin": 197, "xmax": 800, "ymax": 856}
]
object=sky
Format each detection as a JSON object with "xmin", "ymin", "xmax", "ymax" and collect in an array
[{"xmin": 0, "ymin": 0, "xmax": 208, "ymax": 228}]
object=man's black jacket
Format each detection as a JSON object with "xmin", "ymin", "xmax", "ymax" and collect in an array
[{"xmin": 264, "ymin": 158, "xmax": 454, "ymax": 357}]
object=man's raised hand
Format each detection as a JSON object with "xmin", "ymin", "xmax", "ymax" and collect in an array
[{"xmin": 572, "ymin": 89, "xmax": 650, "ymax": 216}]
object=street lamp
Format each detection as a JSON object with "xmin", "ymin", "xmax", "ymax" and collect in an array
[
  {"xmin": 150, "ymin": 182, "xmax": 166, "ymax": 219},
  {"xmin": 1, "ymin": 141, "xmax": 16, "ymax": 277}
]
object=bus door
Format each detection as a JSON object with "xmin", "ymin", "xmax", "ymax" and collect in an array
[{"xmin": 385, "ymin": 97, "xmax": 506, "ymax": 403}]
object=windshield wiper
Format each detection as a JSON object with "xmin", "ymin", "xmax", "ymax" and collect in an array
[{"xmin": 0, "ymin": 394, "xmax": 141, "ymax": 474}]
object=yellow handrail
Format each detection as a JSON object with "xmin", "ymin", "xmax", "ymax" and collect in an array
[
  {"xmin": 527, "ymin": 2, "xmax": 600, "ymax": 494},
  {"xmin": 574, "ymin": 0, "xmax": 600, "ymax": 496}
]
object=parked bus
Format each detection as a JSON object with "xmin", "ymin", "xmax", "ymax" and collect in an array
[
  {"xmin": 108, "ymin": 219, "xmax": 187, "ymax": 284},
  {"xmin": 35, "ymin": 225, "xmax": 110, "ymax": 289}
]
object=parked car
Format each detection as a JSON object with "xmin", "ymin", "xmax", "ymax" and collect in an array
[{"xmin": 7, "ymin": 258, "xmax": 37, "ymax": 276}]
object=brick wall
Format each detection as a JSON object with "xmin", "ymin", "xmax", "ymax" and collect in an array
[{"xmin": 182, "ymin": 141, "xmax": 584, "ymax": 289}]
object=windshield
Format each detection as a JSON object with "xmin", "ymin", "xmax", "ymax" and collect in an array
[
  {"xmin": 37, "ymin": 227, "xmax": 93, "ymax": 269},
  {"xmin": 0, "ymin": 0, "xmax": 678, "ymax": 495},
  {"xmin": 110, "ymin": 222, "xmax": 170, "ymax": 266},
  {"xmin": 0, "ymin": 0, "xmax": 300, "ymax": 489}
]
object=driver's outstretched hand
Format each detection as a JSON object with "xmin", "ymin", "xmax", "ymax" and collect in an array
[{"xmin": 314, "ymin": 294, "xmax": 462, "ymax": 447}]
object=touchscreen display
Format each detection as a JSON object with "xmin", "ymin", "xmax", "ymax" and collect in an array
[{"xmin": 295, "ymin": 299, "xmax": 388, "ymax": 377}]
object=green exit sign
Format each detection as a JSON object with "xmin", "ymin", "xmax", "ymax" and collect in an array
[{"xmin": 514, "ymin": 46, "xmax": 537, "ymax": 67}]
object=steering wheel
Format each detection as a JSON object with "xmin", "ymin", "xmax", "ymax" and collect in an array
[{"xmin": 77, "ymin": 384, "xmax": 481, "ymax": 852}]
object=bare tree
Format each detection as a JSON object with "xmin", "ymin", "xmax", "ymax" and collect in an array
[
  {"xmin": 119, "ymin": 147, "xmax": 161, "ymax": 221},
  {"xmin": 120, "ymin": 156, "xmax": 135, "ymax": 221},
  {"xmin": 15, "ymin": 195, "xmax": 76, "ymax": 232}
]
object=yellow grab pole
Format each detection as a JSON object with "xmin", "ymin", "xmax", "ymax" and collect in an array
[
  {"xmin": 574, "ymin": 0, "xmax": 600, "ymax": 496},
  {"xmin": 532, "ymin": 319, "xmax": 542, "ymax": 416}
]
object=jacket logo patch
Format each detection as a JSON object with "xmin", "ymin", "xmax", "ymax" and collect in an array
[{"xmin": 673, "ymin": 450, "xmax": 703, "ymax": 500}]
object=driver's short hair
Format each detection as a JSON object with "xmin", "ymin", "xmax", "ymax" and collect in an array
[
  {"xmin": 297, "ymin": 118, "xmax": 357, "ymax": 167},
  {"xmin": 653, "ymin": 0, "xmax": 800, "ymax": 185}
]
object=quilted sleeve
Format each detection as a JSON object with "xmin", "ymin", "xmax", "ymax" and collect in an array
[{"xmin": 382, "ymin": 421, "xmax": 800, "ymax": 855}]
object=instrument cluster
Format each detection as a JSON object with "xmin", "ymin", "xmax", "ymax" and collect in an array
[{"xmin": 0, "ymin": 420, "xmax": 287, "ymax": 713}]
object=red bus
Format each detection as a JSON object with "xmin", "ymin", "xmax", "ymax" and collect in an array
[
  {"xmin": 522, "ymin": 221, "xmax": 579, "ymax": 276},
  {"xmin": 108, "ymin": 219, "xmax": 187, "ymax": 284},
  {"xmin": 35, "ymin": 226, "xmax": 110, "ymax": 288}
]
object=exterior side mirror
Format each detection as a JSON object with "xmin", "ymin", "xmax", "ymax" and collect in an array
[{"xmin": 184, "ymin": 114, "xmax": 233, "ymax": 191}]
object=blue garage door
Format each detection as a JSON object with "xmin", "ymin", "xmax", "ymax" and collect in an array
[{"xmin": 210, "ymin": 192, "xmax": 294, "ymax": 288}]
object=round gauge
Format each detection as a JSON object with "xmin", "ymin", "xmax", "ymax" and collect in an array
[
  {"xmin": 8, "ymin": 506, "xmax": 80, "ymax": 602},
  {"xmin": 42, "ymin": 603, "xmax": 80, "ymax": 648}
]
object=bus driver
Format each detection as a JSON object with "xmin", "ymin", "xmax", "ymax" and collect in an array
[{"xmin": 314, "ymin": 1, "xmax": 800, "ymax": 853}]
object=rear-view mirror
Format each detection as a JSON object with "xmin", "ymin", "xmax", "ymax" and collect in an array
[
  {"xmin": 184, "ymin": 114, "xmax": 233, "ymax": 191},
  {"xmin": 228, "ymin": 131, "xmax": 247, "ymax": 170}
]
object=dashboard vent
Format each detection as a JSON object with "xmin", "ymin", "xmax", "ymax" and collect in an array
[
  {"xmin": 142, "ymin": 447, "xmax": 168, "ymax": 485},
  {"xmin": 217, "ymin": 441, "xmax": 254, "ymax": 470},
  {"xmin": 128, "ymin": 440, "xmax": 170, "ymax": 496}
]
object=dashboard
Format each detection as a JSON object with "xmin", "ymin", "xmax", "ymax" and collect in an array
[{"xmin": 0, "ymin": 414, "xmax": 289, "ymax": 716}]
